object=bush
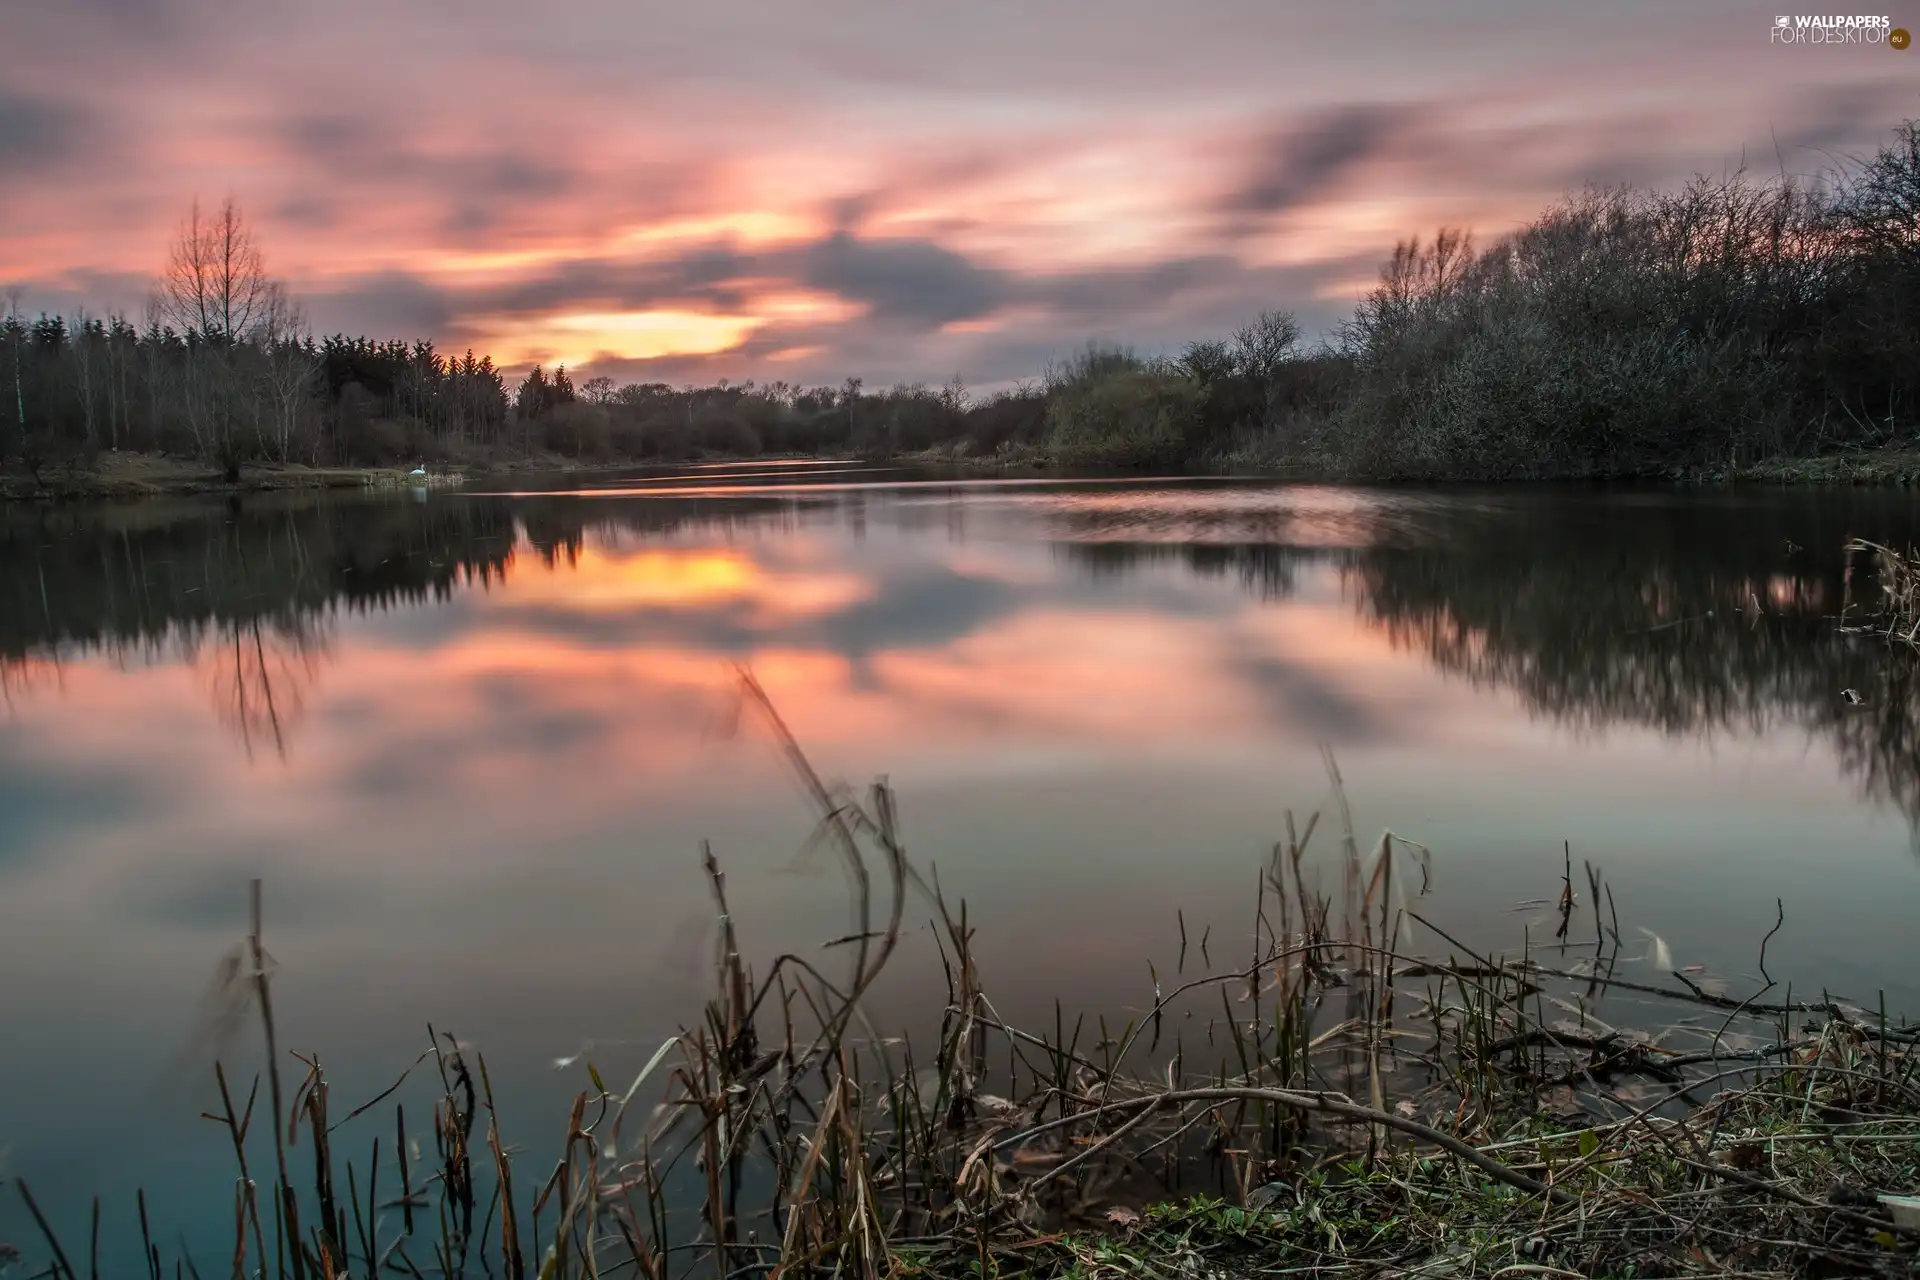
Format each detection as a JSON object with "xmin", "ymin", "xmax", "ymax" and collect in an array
[
  {"xmin": 960, "ymin": 388, "xmax": 1048, "ymax": 455},
  {"xmin": 1045, "ymin": 366, "xmax": 1207, "ymax": 469}
]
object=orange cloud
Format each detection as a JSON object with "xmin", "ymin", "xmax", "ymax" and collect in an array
[
  {"xmin": 618, "ymin": 212, "xmax": 821, "ymax": 250},
  {"xmin": 485, "ymin": 309, "xmax": 762, "ymax": 366}
]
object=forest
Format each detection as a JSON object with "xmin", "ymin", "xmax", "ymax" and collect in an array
[{"xmin": 5, "ymin": 117, "xmax": 1920, "ymax": 482}]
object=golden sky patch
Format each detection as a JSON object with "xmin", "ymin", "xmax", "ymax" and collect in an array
[
  {"xmin": 487, "ymin": 309, "xmax": 760, "ymax": 367},
  {"xmin": 618, "ymin": 211, "xmax": 819, "ymax": 248}
]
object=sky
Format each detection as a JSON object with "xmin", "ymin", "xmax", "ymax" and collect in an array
[{"xmin": 2, "ymin": 0, "xmax": 1915, "ymax": 387}]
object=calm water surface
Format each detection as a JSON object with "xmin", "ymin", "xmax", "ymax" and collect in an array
[{"xmin": 3, "ymin": 461, "xmax": 1918, "ymax": 1263}]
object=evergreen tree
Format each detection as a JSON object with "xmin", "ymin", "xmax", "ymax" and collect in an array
[{"xmin": 516, "ymin": 365, "xmax": 551, "ymax": 419}]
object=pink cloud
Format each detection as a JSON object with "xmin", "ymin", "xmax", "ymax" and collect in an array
[{"xmin": 2, "ymin": 1, "xmax": 1912, "ymax": 382}]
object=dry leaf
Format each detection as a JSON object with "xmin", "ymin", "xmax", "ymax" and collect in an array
[{"xmin": 1394, "ymin": 1100, "xmax": 1417, "ymax": 1118}]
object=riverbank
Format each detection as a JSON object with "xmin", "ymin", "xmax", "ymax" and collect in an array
[
  {"xmin": 0, "ymin": 449, "xmax": 647, "ymax": 501},
  {"xmin": 0, "ymin": 451, "xmax": 440, "ymax": 500},
  {"xmin": 1733, "ymin": 447, "xmax": 1920, "ymax": 487},
  {"xmin": 0, "ymin": 449, "xmax": 886, "ymax": 501},
  {"xmin": 938, "ymin": 1092, "xmax": 1920, "ymax": 1277},
  {"xmin": 13, "ymin": 442, "xmax": 1920, "ymax": 502},
  {"xmin": 895, "ymin": 439, "xmax": 1920, "ymax": 487}
]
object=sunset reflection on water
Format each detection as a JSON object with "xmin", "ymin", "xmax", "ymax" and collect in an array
[{"xmin": 3, "ymin": 467, "xmax": 1920, "ymax": 1261}]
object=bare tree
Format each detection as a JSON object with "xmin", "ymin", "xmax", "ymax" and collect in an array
[
  {"xmin": 1232, "ymin": 309, "xmax": 1303, "ymax": 428},
  {"xmin": 1176, "ymin": 338, "xmax": 1236, "ymax": 384},
  {"xmin": 106, "ymin": 312, "xmax": 132, "ymax": 449},
  {"xmin": 1232, "ymin": 310, "xmax": 1302, "ymax": 382},
  {"xmin": 152, "ymin": 198, "xmax": 293, "ymax": 470},
  {"xmin": 3, "ymin": 287, "xmax": 23, "ymax": 437},
  {"xmin": 70, "ymin": 309, "xmax": 99, "ymax": 451},
  {"xmin": 156, "ymin": 198, "xmax": 274, "ymax": 343},
  {"xmin": 939, "ymin": 373, "xmax": 970, "ymax": 414},
  {"xmin": 257, "ymin": 285, "xmax": 317, "ymax": 461}
]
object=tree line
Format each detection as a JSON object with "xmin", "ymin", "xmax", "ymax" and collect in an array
[{"xmin": 7, "ymin": 117, "xmax": 1920, "ymax": 482}]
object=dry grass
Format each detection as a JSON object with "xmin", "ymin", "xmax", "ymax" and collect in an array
[
  {"xmin": 1737, "ymin": 449, "xmax": 1920, "ymax": 487},
  {"xmin": 0, "ymin": 451, "xmax": 469, "ymax": 500},
  {"xmin": 8, "ymin": 673, "xmax": 1918, "ymax": 1279},
  {"xmin": 1843, "ymin": 539, "xmax": 1920, "ymax": 647},
  {"xmin": 362, "ymin": 467, "xmax": 467, "ymax": 490}
]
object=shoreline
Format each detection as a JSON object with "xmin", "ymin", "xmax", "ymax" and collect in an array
[
  {"xmin": 0, "ymin": 451, "xmax": 686, "ymax": 502},
  {"xmin": 893, "ymin": 442, "xmax": 1920, "ymax": 488},
  {"xmin": 8, "ymin": 444, "xmax": 1920, "ymax": 503}
]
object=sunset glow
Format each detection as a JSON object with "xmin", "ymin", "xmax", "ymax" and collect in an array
[
  {"xmin": 495, "ymin": 543, "xmax": 875, "ymax": 621},
  {"xmin": 2, "ymin": 2, "xmax": 1910, "ymax": 386},
  {"xmin": 12, "ymin": 0, "xmax": 1920, "ymax": 1246},
  {"xmin": 489, "ymin": 310, "xmax": 764, "ymax": 366}
]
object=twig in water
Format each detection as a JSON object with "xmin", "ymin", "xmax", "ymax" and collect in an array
[{"xmin": 1758, "ymin": 898, "xmax": 1784, "ymax": 987}]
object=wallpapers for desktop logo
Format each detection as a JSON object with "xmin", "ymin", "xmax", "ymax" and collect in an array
[{"xmin": 1770, "ymin": 13, "xmax": 1909, "ymax": 44}]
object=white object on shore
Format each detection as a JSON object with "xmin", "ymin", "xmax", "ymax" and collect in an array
[{"xmin": 1880, "ymin": 1194, "xmax": 1920, "ymax": 1230}]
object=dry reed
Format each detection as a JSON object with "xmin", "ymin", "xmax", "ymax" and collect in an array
[{"xmin": 1842, "ymin": 538, "xmax": 1920, "ymax": 647}]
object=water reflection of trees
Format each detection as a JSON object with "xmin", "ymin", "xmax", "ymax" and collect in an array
[
  {"xmin": 1343, "ymin": 499, "xmax": 1920, "ymax": 824},
  {"xmin": 0, "ymin": 492, "xmax": 844, "ymax": 756},
  {"xmin": 13, "ymin": 484, "xmax": 1920, "ymax": 821},
  {"xmin": 1056, "ymin": 491, "xmax": 1920, "ymax": 825},
  {"xmin": 0, "ymin": 497, "xmax": 518, "ymax": 654},
  {"xmin": 515, "ymin": 495, "xmax": 834, "ymax": 567},
  {"xmin": 1060, "ymin": 543, "xmax": 1317, "ymax": 601},
  {"xmin": 0, "ymin": 495, "xmax": 520, "ymax": 756},
  {"xmin": 189, "ymin": 617, "xmax": 328, "ymax": 761}
]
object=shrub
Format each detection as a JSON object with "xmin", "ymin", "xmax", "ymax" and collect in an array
[
  {"xmin": 960, "ymin": 387, "xmax": 1049, "ymax": 455},
  {"xmin": 1045, "ymin": 366, "xmax": 1207, "ymax": 469}
]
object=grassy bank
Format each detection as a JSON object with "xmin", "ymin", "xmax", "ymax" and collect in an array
[
  {"xmin": 5, "ymin": 678, "xmax": 1916, "ymax": 1279},
  {"xmin": 0, "ymin": 449, "xmax": 608, "ymax": 500},
  {"xmin": 0, "ymin": 451, "xmax": 415, "ymax": 500},
  {"xmin": 896, "ymin": 438, "xmax": 1920, "ymax": 489},
  {"xmin": 1733, "ymin": 449, "xmax": 1920, "ymax": 488},
  {"xmin": 0, "ymin": 448, "xmax": 875, "ymax": 501}
]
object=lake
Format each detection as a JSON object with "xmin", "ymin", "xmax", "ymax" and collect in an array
[{"xmin": 3, "ymin": 460, "xmax": 1918, "ymax": 1268}]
